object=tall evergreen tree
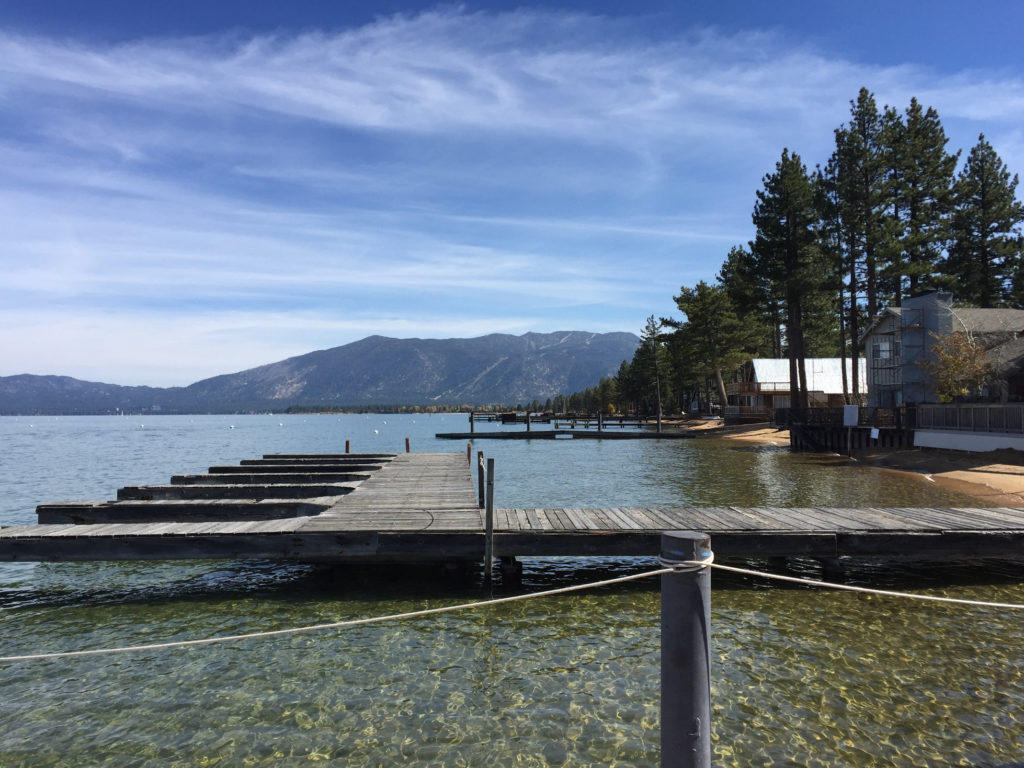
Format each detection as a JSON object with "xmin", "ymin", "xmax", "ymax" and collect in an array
[
  {"xmin": 751, "ymin": 149, "xmax": 823, "ymax": 410},
  {"xmin": 665, "ymin": 281, "xmax": 758, "ymax": 409},
  {"xmin": 825, "ymin": 88, "xmax": 888, "ymax": 399},
  {"xmin": 947, "ymin": 133, "xmax": 1024, "ymax": 307},
  {"xmin": 876, "ymin": 104, "xmax": 907, "ymax": 306},
  {"xmin": 637, "ymin": 316, "xmax": 666, "ymax": 430},
  {"xmin": 718, "ymin": 244, "xmax": 779, "ymax": 356},
  {"xmin": 883, "ymin": 99, "xmax": 959, "ymax": 297}
]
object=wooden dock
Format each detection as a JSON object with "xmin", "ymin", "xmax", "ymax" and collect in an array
[{"xmin": 1, "ymin": 452, "xmax": 1023, "ymax": 563}]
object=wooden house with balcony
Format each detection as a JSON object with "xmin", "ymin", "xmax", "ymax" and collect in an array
[{"xmin": 724, "ymin": 358, "xmax": 866, "ymax": 424}]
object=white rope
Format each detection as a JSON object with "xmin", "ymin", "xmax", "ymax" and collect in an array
[
  {"xmin": 708, "ymin": 562, "xmax": 1024, "ymax": 610},
  {"xmin": 0, "ymin": 566, "xmax": 679, "ymax": 663},
  {"xmin": 2, "ymin": 555, "xmax": 1022, "ymax": 664}
]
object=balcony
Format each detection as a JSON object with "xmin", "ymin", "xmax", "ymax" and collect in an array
[{"xmin": 725, "ymin": 381, "xmax": 791, "ymax": 396}]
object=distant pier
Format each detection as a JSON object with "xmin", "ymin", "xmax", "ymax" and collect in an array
[{"xmin": 436, "ymin": 430, "xmax": 698, "ymax": 440}]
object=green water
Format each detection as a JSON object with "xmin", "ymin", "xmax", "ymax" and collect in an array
[{"xmin": 1, "ymin": 415, "xmax": 1022, "ymax": 766}]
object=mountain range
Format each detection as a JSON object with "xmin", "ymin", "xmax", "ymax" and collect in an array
[{"xmin": 0, "ymin": 331, "xmax": 639, "ymax": 414}]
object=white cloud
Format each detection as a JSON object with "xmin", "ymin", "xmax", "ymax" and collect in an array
[{"xmin": 1, "ymin": 9, "xmax": 1023, "ymax": 385}]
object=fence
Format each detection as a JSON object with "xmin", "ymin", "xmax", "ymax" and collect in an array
[
  {"xmin": 915, "ymin": 403, "xmax": 1024, "ymax": 434},
  {"xmin": 773, "ymin": 406, "xmax": 904, "ymax": 429}
]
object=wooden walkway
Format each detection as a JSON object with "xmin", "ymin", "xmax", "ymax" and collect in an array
[{"xmin": 1, "ymin": 452, "xmax": 1023, "ymax": 562}]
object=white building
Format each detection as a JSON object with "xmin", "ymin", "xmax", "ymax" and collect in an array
[{"xmin": 725, "ymin": 358, "xmax": 867, "ymax": 423}]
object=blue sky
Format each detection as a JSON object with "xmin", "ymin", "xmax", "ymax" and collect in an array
[{"xmin": 2, "ymin": 1, "xmax": 1023, "ymax": 386}]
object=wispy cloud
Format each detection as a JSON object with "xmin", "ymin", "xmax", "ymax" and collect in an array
[{"xmin": 1, "ymin": 8, "xmax": 1023, "ymax": 384}]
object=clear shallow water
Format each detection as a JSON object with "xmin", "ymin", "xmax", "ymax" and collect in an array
[{"xmin": 1, "ymin": 415, "xmax": 1023, "ymax": 767}]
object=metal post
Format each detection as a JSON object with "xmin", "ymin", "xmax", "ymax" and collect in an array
[
  {"xmin": 484, "ymin": 458, "xmax": 495, "ymax": 582},
  {"xmin": 477, "ymin": 451, "xmax": 485, "ymax": 508},
  {"xmin": 470, "ymin": 411, "xmax": 475, "ymax": 434},
  {"xmin": 661, "ymin": 531, "xmax": 712, "ymax": 768},
  {"xmin": 526, "ymin": 411, "xmax": 531, "ymax": 432}
]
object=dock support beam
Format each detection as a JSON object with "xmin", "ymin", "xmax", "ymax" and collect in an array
[{"xmin": 661, "ymin": 531, "xmax": 712, "ymax": 768}]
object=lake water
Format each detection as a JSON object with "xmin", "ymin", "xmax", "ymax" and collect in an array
[{"xmin": 1, "ymin": 414, "xmax": 1022, "ymax": 766}]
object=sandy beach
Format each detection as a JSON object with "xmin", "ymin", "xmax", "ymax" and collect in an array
[{"xmin": 715, "ymin": 424, "xmax": 1024, "ymax": 507}]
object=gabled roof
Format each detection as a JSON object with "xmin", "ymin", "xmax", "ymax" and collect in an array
[
  {"xmin": 986, "ymin": 336, "xmax": 1024, "ymax": 375},
  {"xmin": 951, "ymin": 308, "xmax": 1024, "ymax": 335},
  {"xmin": 861, "ymin": 307, "xmax": 902, "ymax": 342},
  {"xmin": 862, "ymin": 304, "xmax": 1024, "ymax": 342}
]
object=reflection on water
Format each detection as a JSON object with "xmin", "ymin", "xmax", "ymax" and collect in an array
[{"xmin": 0, "ymin": 415, "xmax": 1021, "ymax": 766}]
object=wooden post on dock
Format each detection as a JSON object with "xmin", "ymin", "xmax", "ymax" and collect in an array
[
  {"xmin": 477, "ymin": 451, "xmax": 485, "ymax": 508},
  {"xmin": 661, "ymin": 531, "xmax": 712, "ymax": 768},
  {"xmin": 484, "ymin": 458, "xmax": 495, "ymax": 582},
  {"xmin": 405, "ymin": 437, "xmax": 411, "ymax": 453},
  {"xmin": 345, "ymin": 440, "xmax": 350, "ymax": 454},
  {"xmin": 467, "ymin": 442, "xmax": 472, "ymax": 464}
]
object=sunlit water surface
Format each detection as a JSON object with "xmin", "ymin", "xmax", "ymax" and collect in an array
[{"xmin": 1, "ymin": 415, "xmax": 1022, "ymax": 766}]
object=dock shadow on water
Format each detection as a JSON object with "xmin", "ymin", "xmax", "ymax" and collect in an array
[{"xmin": 1, "ymin": 415, "xmax": 1023, "ymax": 766}]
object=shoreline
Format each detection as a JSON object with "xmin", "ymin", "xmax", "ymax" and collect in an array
[{"xmin": 716, "ymin": 424, "xmax": 1024, "ymax": 507}]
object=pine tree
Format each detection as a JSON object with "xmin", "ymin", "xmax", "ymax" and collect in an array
[
  {"xmin": 947, "ymin": 133, "xmax": 1024, "ymax": 307},
  {"xmin": 637, "ymin": 316, "xmax": 666, "ymax": 430},
  {"xmin": 824, "ymin": 88, "xmax": 888, "ymax": 400},
  {"xmin": 882, "ymin": 99, "xmax": 959, "ymax": 297},
  {"xmin": 751, "ymin": 149, "xmax": 823, "ymax": 410},
  {"xmin": 834, "ymin": 89, "xmax": 885, "ymax": 318},
  {"xmin": 718, "ymin": 244, "xmax": 779, "ymax": 357},
  {"xmin": 665, "ymin": 281, "xmax": 758, "ymax": 409}
]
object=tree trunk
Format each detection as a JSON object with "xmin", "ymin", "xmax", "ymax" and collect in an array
[
  {"xmin": 714, "ymin": 367, "xmax": 728, "ymax": 413},
  {"xmin": 788, "ymin": 302, "xmax": 800, "ymax": 412},
  {"xmin": 839, "ymin": 282, "xmax": 849, "ymax": 403},
  {"xmin": 849, "ymin": 237, "xmax": 861, "ymax": 402}
]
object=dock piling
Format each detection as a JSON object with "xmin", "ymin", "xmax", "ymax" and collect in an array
[
  {"xmin": 477, "ymin": 451, "xmax": 485, "ymax": 508},
  {"xmin": 405, "ymin": 437, "xmax": 411, "ymax": 453},
  {"xmin": 484, "ymin": 458, "xmax": 495, "ymax": 582},
  {"xmin": 345, "ymin": 440, "xmax": 350, "ymax": 454},
  {"xmin": 660, "ymin": 531, "xmax": 712, "ymax": 768}
]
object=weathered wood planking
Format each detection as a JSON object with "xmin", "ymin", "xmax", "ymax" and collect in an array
[
  {"xmin": 489, "ymin": 505, "xmax": 1024, "ymax": 558},
  {"xmin": 2, "ymin": 451, "xmax": 1024, "ymax": 562}
]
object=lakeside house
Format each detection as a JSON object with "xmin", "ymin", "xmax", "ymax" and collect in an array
[
  {"xmin": 862, "ymin": 291, "xmax": 1024, "ymax": 451},
  {"xmin": 724, "ymin": 358, "xmax": 866, "ymax": 424},
  {"xmin": 862, "ymin": 291, "xmax": 1024, "ymax": 407}
]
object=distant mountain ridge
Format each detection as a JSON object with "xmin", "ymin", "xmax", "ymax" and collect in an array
[{"xmin": 0, "ymin": 331, "xmax": 640, "ymax": 414}]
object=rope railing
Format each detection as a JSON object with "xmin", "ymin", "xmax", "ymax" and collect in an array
[{"xmin": 1, "ymin": 558, "xmax": 1021, "ymax": 664}]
